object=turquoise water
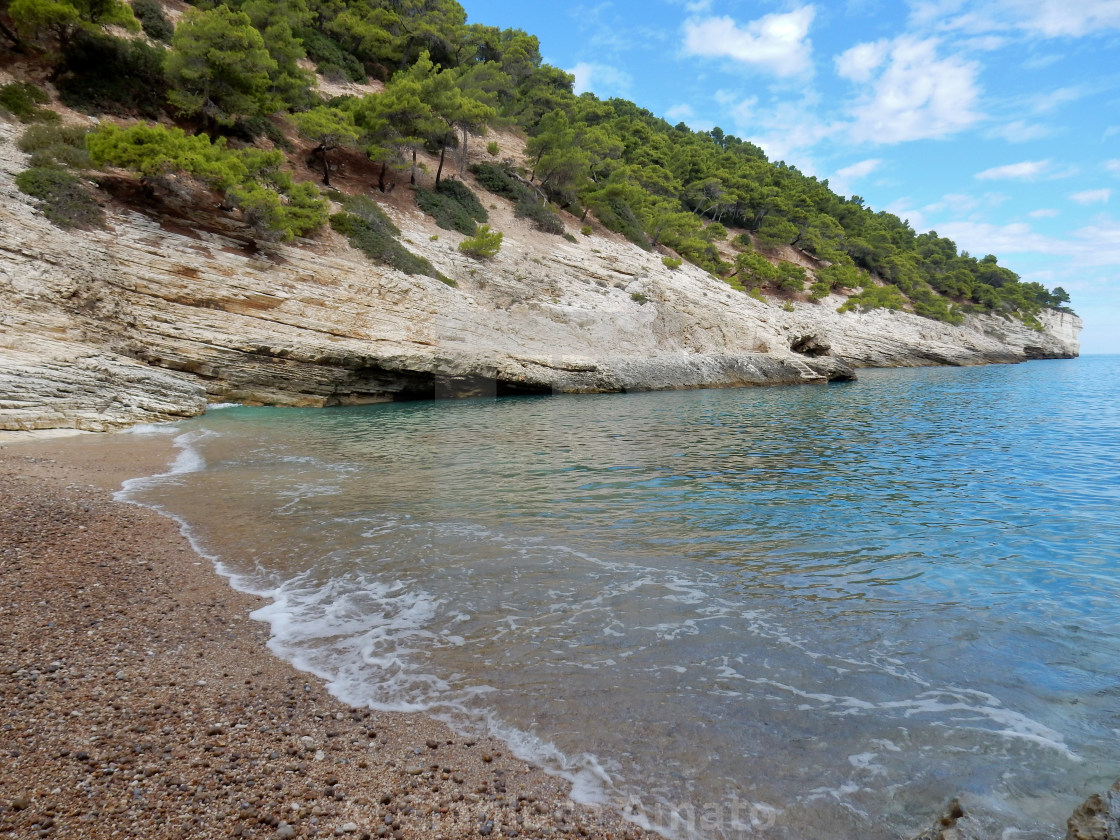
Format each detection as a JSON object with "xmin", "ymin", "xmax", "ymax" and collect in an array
[{"xmin": 124, "ymin": 356, "xmax": 1120, "ymax": 840}]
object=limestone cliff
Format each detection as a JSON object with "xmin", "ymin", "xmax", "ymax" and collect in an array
[{"xmin": 0, "ymin": 121, "xmax": 1081, "ymax": 432}]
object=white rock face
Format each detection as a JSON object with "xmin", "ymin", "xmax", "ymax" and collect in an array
[{"xmin": 0, "ymin": 121, "xmax": 1080, "ymax": 431}]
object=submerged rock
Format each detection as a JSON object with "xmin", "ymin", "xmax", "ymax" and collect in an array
[
  {"xmin": 1067, "ymin": 779, "xmax": 1120, "ymax": 840},
  {"xmin": 910, "ymin": 798, "xmax": 980, "ymax": 840}
]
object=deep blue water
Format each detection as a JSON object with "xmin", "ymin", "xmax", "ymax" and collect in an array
[{"xmin": 124, "ymin": 356, "xmax": 1120, "ymax": 840}]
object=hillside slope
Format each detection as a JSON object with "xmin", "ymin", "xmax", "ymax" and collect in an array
[{"xmin": 0, "ymin": 120, "xmax": 1081, "ymax": 432}]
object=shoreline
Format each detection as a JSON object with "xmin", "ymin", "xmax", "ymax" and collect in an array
[{"xmin": 0, "ymin": 432, "xmax": 659, "ymax": 840}]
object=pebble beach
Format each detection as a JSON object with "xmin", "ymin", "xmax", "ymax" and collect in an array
[{"xmin": 0, "ymin": 434, "xmax": 658, "ymax": 840}]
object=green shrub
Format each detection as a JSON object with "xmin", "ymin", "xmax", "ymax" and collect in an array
[
  {"xmin": 775, "ymin": 261, "xmax": 807, "ymax": 292},
  {"xmin": 458, "ymin": 225, "xmax": 502, "ymax": 259},
  {"xmin": 330, "ymin": 195, "xmax": 448, "ymax": 281},
  {"xmin": 132, "ymin": 0, "xmax": 173, "ymax": 41},
  {"xmin": 735, "ymin": 250, "xmax": 776, "ymax": 285},
  {"xmin": 911, "ymin": 286, "xmax": 964, "ymax": 324},
  {"xmin": 562, "ymin": 232, "xmax": 577, "ymax": 242},
  {"xmin": 630, "ymin": 292, "xmax": 649, "ymax": 305},
  {"xmin": 662, "ymin": 256, "xmax": 682, "ymax": 270},
  {"xmin": 580, "ymin": 225, "xmax": 592, "ymax": 236},
  {"xmin": 486, "ymin": 140, "xmax": 500, "ymax": 156},
  {"xmin": 436, "ymin": 179, "xmax": 486, "ymax": 221},
  {"xmin": 56, "ymin": 32, "xmax": 167, "ymax": 118},
  {"xmin": 18, "ymin": 124, "xmax": 92, "ymax": 169},
  {"xmin": 0, "ymin": 82, "xmax": 51, "ymax": 123},
  {"xmin": 515, "ymin": 195, "xmax": 564, "ymax": 234},
  {"xmin": 416, "ymin": 188, "xmax": 476, "ymax": 235},
  {"xmin": 755, "ymin": 216, "xmax": 798, "ymax": 250},
  {"xmin": 15, "ymin": 167, "xmax": 104, "ymax": 229},
  {"xmin": 584, "ymin": 194, "xmax": 648, "ymax": 248},
  {"xmin": 748, "ymin": 286, "xmax": 765, "ymax": 302},
  {"xmin": 469, "ymin": 161, "xmax": 524, "ymax": 202},
  {"xmin": 416, "ymin": 181, "xmax": 487, "ymax": 236},
  {"xmin": 300, "ymin": 29, "xmax": 366, "ymax": 83},
  {"xmin": 227, "ymin": 115, "xmax": 292, "ymax": 150},
  {"xmin": 470, "ymin": 162, "xmax": 566, "ymax": 234},
  {"xmin": 838, "ymin": 283, "xmax": 909, "ymax": 314},
  {"xmin": 86, "ymin": 122, "xmax": 325, "ymax": 239},
  {"xmin": 702, "ymin": 222, "xmax": 727, "ymax": 242},
  {"xmin": 808, "ymin": 279, "xmax": 831, "ymax": 302}
]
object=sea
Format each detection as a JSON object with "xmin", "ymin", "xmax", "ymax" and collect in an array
[{"xmin": 119, "ymin": 355, "xmax": 1120, "ymax": 840}]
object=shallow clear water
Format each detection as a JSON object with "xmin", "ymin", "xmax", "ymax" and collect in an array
[{"xmin": 124, "ymin": 357, "xmax": 1120, "ymax": 840}]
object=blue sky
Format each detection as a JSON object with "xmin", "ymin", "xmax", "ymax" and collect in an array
[{"xmin": 458, "ymin": 0, "xmax": 1120, "ymax": 354}]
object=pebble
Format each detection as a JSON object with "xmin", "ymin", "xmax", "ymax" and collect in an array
[{"xmin": 0, "ymin": 457, "xmax": 659, "ymax": 840}]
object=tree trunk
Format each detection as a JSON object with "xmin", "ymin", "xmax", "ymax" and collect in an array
[
  {"xmin": 411, "ymin": 149, "xmax": 417, "ymax": 186},
  {"xmin": 0, "ymin": 17, "xmax": 21, "ymax": 48},
  {"xmin": 459, "ymin": 126, "xmax": 469, "ymax": 178},
  {"xmin": 435, "ymin": 143, "xmax": 447, "ymax": 187},
  {"xmin": 318, "ymin": 144, "xmax": 331, "ymax": 186},
  {"xmin": 378, "ymin": 162, "xmax": 388, "ymax": 193}
]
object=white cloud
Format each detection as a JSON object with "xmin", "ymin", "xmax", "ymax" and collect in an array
[
  {"xmin": 1022, "ymin": 52, "xmax": 1063, "ymax": 69},
  {"xmin": 834, "ymin": 40, "xmax": 889, "ymax": 81},
  {"xmin": 843, "ymin": 37, "xmax": 983, "ymax": 144},
  {"xmin": 1003, "ymin": 0, "xmax": 1120, "ymax": 37},
  {"xmin": 835, "ymin": 158, "xmax": 882, "ymax": 180},
  {"xmin": 974, "ymin": 159, "xmax": 1051, "ymax": 180},
  {"xmin": 1029, "ymin": 86, "xmax": 1086, "ymax": 114},
  {"xmin": 884, "ymin": 199, "xmax": 927, "ymax": 232},
  {"xmin": 1106, "ymin": 160, "xmax": 1120, "ymax": 175},
  {"xmin": 1070, "ymin": 188, "xmax": 1111, "ymax": 204},
  {"xmin": 1072, "ymin": 219, "xmax": 1120, "ymax": 266},
  {"xmin": 934, "ymin": 220, "xmax": 1069, "ymax": 255},
  {"xmin": 682, "ymin": 6, "xmax": 816, "ymax": 77},
  {"xmin": 923, "ymin": 192, "xmax": 1009, "ymax": 215},
  {"xmin": 930, "ymin": 217, "xmax": 1120, "ymax": 269},
  {"xmin": 728, "ymin": 97, "xmax": 835, "ymax": 166},
  {"xmin": 1029, "ymin": 208, "xmax": 1060, "ymax": 218},
  {"xmin": 985, "ymin": 120, "xmax": 1054, "ymax": 142},
  {"xmin": 665, "ymin": 104, "xmax": 695, "ymax": 121},
  {"xmin": 567, "ymin": 62, "xmax": 632, "ymax": 96},
  {"xmin": 907, "ymin": 0, "xmax": 1120, "ymax": 38},
  {"xmin": 830, "ymin": 158, "xmax": 882, "ymax": 195}
]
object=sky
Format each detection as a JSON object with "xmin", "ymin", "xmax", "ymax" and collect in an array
[{"xmin": 458, "ymin": 0, "xmax": 1120, "ymax": 354}]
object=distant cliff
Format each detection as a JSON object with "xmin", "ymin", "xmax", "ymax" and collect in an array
[{"xmin": 0, "ymin": 120, "xmax": 1080, "ymax": 433}]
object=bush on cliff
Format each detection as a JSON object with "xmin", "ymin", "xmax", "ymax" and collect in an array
[
  {"xmin": 838, "ymin": 283, "xmax": 908, "ymax": 314},
  {"xmin": 55, "ymin": 32, "xmax": 168, "ymax": 119},
  {"xmin": 330, "ymin": 195, "xmax": 452, "ymax": 284},
  {"xmin": 470, "ymin": 161, "xmax": 565, "ymax": 235},
  {"xmin": 0, "ymin": 82, "xmax": 55, "ymax": 123},
  {"xmin": 18, "ymin": 123, "xmax": 92, "ymax": 169},
  {"xmin": 458, "ymin": 225, "xmax": 502, "ymax": 259},
  {"xmin": 86, "ymin": 123, "xmax": 326, "ymax": 240},
  {"xmin": 15, "ymin": 167, "xmax": 104, "ymax": 229},
  {"xmin": 416, "ymin": 179, "xmax": 487, "ymax": 236}
]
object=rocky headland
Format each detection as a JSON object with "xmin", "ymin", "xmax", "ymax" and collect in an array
[{"xmin": 0, "ymin": 118, "xmax": 1081, "ymax": 433}]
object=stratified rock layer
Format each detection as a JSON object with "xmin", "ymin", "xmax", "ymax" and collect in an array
[{"xmin": 0, "ymin": 121, "xmax": 1080, "ymax": 431}]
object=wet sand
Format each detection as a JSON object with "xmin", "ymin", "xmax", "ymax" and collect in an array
[{"xmin": 0, "ymin": 432, "xmax": 657, "ymax": 840}]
